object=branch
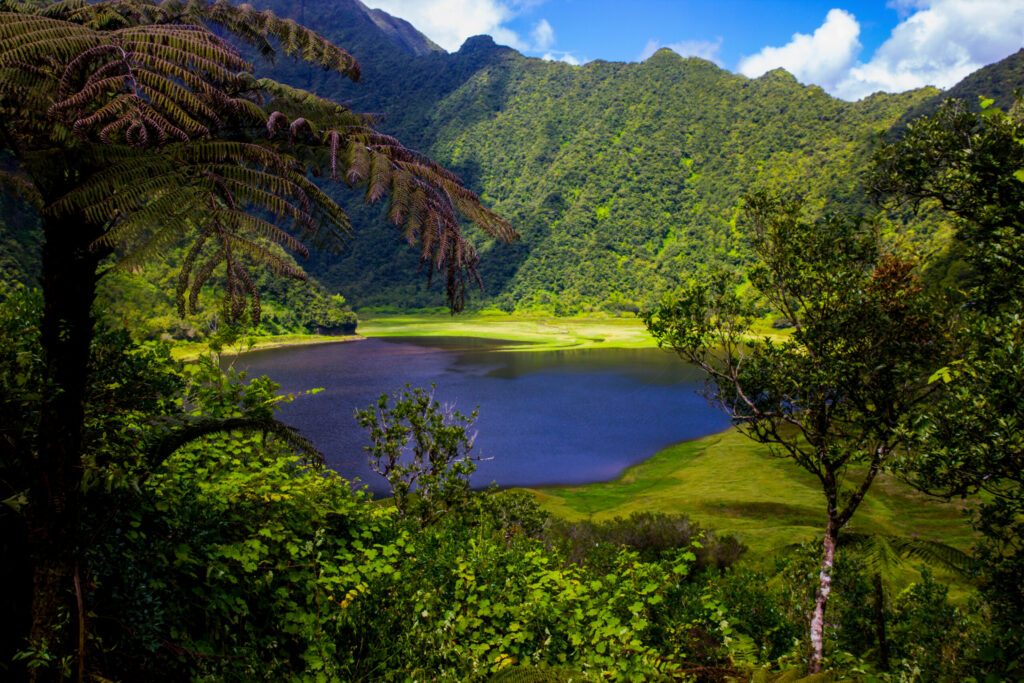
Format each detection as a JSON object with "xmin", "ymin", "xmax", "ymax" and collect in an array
[
  {"xmin": 145, "ymin": 415, "xmax": 322, "ymax": 471},
  {"xmin": 836, "ymin": 444, "xmax": 886, "ymax": 528}
]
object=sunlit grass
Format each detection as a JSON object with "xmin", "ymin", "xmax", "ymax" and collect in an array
[
  {"xmin": 358, "ymin": 311, "xmax": 657, "ymax": 351},
  {"xmin": 524, "ymin": 427, "xmax": 974, "ymax": 558}
]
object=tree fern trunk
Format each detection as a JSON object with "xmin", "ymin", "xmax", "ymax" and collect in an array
[
  {"xmin": 808, "ymin": 513, "xmax": 839, "ymax": 673},
  {"xmin": 25, "ymin": 214, "xmax": 104, "ymax": 681}
]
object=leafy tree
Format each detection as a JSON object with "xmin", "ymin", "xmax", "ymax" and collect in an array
[
  {"xmin": 643, "ymin": 192, "xmax": 944, "ymax": 672},
  {"xmin": 871, "ymin": 98, "xmax": 1024, "ymax": 310},
  {"xmin": 0, "ymin": 0, "xmax": 512, "ymax": 675},
  {"xmin": 871, "ymin": 98, "xmax": 1024, "ymax": 671},
  {"xmin": 356, "ymin": 385, "xmax": 480, "ymax": 525}
]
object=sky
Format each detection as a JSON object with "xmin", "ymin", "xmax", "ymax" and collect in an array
[{"xmin": 364, "ymin": 0, "xmax": 1024, "ymax": 100}]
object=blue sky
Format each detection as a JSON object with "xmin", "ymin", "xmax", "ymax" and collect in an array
[{"xmin": 366, "ymin": 0, "xmax": 1024, "ymax": 100}]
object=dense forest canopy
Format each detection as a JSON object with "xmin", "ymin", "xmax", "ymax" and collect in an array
[{"xmin": 230, "ymin": 0, "xmax": 1024, "ymax": 314}]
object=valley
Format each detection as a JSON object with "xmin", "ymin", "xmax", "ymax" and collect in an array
[{"xmin": 1, "ymin": 0, "xmax": 1021, "ymax": 679}]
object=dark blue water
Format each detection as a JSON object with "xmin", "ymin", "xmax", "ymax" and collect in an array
[{"xmin": 235, "ymin": 337, "xmax": 729, "ymax": 494}]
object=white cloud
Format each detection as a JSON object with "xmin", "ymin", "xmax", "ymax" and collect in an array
[
  {"xmin": 835, "ymin": 0, "xmax": 1024, "ymax": 100},
  {"xmin": 531, "ymin": 18, "xmax": 555, "ymax": 51},
  {"xmin": 886, "ymin": 0, "xmax": 928, "ymax": 18},
  {"xmin": 365, "ymin": 0, "xmax": 559, "ymax": 54},
  {"xmin": 366, "ymin": 0, "xmax": 525, "ymax": 51},
  {"xmin": 541, "ymin": 51, "xmax": 581, "ymax": 66},
  {"xmin": 640, "ymin": 37, "xmax": 723, "ymax": 65},
  {"xmin": 738, "ymin": 9, "xmax": 861, "ymax": 92},
  {"xmin": 737, "ymin": 2, "xmax": 1024, "ymax": 101}
]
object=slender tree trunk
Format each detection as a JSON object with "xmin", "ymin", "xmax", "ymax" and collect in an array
[
  {"xmin": 873, "ymin": 573, "xmax": 890, "ymax": 672},
  {"xmin": 808, "ymin": 507, "xmax": 839, "ymax": 673},
  {"xmin": 25, "ymin": 213, "xmax": 104, "ymax": 681}
]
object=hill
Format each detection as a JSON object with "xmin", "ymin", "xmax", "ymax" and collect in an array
[
  {"xmin": 4, "ymin": 1, "xmax": 1022, "ymax": 320},
  {"xmin": 234, "ymin": 1, "xmax": 1024, "ymax": 315}
]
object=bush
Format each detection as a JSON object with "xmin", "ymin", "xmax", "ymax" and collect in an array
[{"xmin": 543, "ymin": 512, "xmax": 746, "ymax": 574}]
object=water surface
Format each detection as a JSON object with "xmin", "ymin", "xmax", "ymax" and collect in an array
[{"xmin": 237, "ymin": 337, "xmax": 729, "ymax": 495}]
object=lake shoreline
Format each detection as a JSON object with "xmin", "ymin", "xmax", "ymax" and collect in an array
[
  {"xmin": 170, "ymin": 313, "xmax": 662, "ymax": 360},
  {"xmin": 171, "ymin": 333, "xmax": 363, "ymax": 361}
]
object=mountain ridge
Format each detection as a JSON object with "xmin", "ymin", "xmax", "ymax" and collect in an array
[{"xmin": 259, "ymin": 5, "xmax": 963, "ymax": 312}]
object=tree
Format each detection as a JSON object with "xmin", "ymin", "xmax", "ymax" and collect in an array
[
  {"xmin": 870, "ymin": 98, "xmax": 1024, "ymax": 670},
  {"xmin": 0, "ymin": 0, "xmax": 514, "ymax": 676},
  {"xmin": 643, "ymin": 192, "xmax": 944, "ymax": 673},
  {"xmin": 356, "ymin": 385, "xmax": 480, "ymax": 525}
]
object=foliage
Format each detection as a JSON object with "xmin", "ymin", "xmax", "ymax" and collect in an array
[
  {"xmin": 86, "ymin": 360, "xmax": 406, "ymax": 680},
  {"xmin": 887, "ymin": 570, "xmax": 980, "ymax": 681},
  {"xmin": 356, "ymin": 384, "xmax": 480, "ymax": 524},
  {"xmin": 871, "ymin": 98, "xmax": 1024, "ymax": 309},
  {"xmin": 713, "ymin": 566, "xmax": 801, "ymax": 666},
  {"xmin": 96, "ymin": 242, "xmax": 357, "ymax": 341},
  {"xmin": 247, "ymin": 1, "xmax": 940, "ymax": 312},
  {"xmin": 871, "ymin": 97, "xmax": 1024, "ymax": 674},
  {"xmin": 544, "ymin": 512, "xmax": 745, "ymax": 575},
  {"xmin": 643, "ymin": 191, "xmax": 945, "ymax": 671},
  {"xmin": 0, "ymin": 0, "xmax": 513, "ymax": 675},
  {"xmin": 68, "ymin": 358, "xmax": 746, "ymax": 681}
]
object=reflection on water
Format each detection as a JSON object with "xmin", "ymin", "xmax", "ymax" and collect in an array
[{"xmin": 235, "ymin": 337, "xmax": 729, "ymax": 495}]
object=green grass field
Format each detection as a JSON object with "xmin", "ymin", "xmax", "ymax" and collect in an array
[
  {"xmin": 524, "ymin": 428, "xmax": 975, "ymax": 558},
  {"xmin": 358, "ymin": 311, "xmax": 657, "ymax": 350}
]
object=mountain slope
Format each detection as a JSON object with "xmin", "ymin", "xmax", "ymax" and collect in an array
[
  {"xmin": 246, "ymin": 1, "xmax": 1021, "ymax": 314},
  {"xmin": 277, "ymin": 34, "xmax": 935, "ymax": 312}
]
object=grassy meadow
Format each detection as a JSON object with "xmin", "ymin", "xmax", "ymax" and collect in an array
[
  {"xmin": 358, "ymin": 311, "xmax": 658, "ymax": 350},
  {"xmin": 524, "ymin": 428, "xmax": 974, "ymax": 558}
]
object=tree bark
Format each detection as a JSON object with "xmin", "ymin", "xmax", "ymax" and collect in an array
[
  {"xmin": 808, "ymin": 509, "xmax": 839, "ymax": 673},
  {"xmin": 873, "ymin": 572, "xmax": 890, "ymax": 672},
  {"xmin": 25, "ymin": 213, "xmax": 104, "ymax": 681}
]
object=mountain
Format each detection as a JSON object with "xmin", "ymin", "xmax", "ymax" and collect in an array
[
  {"xmin": 8, "ymin": 1, "xmax": 1019, "ymax": 319},
  {"xmin": 257, "ymin": 0, "xmax": 441, "ymax": 58},
  {"xmin": 245, "ymin": 3, "xmax": 950, "ymax": 313}
]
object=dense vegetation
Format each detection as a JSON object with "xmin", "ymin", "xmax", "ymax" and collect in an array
[
  {"xmin": 237, "ymin": 0, "xmax": 946, "ymax": 313},
  {"xmin": 644, "ymin": 191, "xmax": 945, "ymax": 671},
  {"xmin": 0, "ymin": 0, "xmax": 511, "ymax": 678},
  {"xmin": 1, "ymin": 0, "xmax": 1023, "ymax": 680},
  {"xmin": 0, "ymin": 201, "xmax": 356, "ymax": 341}
]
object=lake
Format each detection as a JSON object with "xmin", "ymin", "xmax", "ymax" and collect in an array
[{"xmin": 236, "ymin": 337, "xmax": 731, "ymax": 495}]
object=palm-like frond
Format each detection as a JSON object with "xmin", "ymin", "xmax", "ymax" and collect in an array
[
  {"xmin": 1, "ymin": 0, "xmax": 515, "ymax": 320},
  {"xmin": 840, "ymin": 532, "xmax": 975, "ymax": 577}
]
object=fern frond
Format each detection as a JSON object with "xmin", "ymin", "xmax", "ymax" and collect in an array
[
  {"xmin": 186, "ymin": 247, "xmax": 222, "ymax": 313},
  {"xmin": 841, "ymin": 533, "xmax": 975, "ymax": 577},
  {"xmin": 175, "ymin": 0, "xmax": 360, "ymax": 79},
  {"xmin": 221, "ymin": 210, "xmax": 309, "ymax": 257},
  {"xmin": 93, "ymin": 186, "xmax": 199, "ymax": 247},
  {"xmin": 221, "ymin": 233, "xmax": 306, "ymax": 280}
]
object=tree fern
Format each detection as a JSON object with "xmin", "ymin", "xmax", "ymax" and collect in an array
[
  {"xmin": 1, "ymin": 0, "xmax": 514, "ymax": 321},
  {"xmin": 0, "ymin": 2, "xmax": 515, "ymax": 677}
]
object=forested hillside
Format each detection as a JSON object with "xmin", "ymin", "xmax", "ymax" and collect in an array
[
  {"xmin": 240, "ymin": 0, "xmax": 945, "ymax": 312},
  {"xmin": 7, "ymin": 0, "xmax": 1015, "ymax": 317},
  {"xmin": 895, "ymin": 48, "xmax": 1024, "ymax": 128}
]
